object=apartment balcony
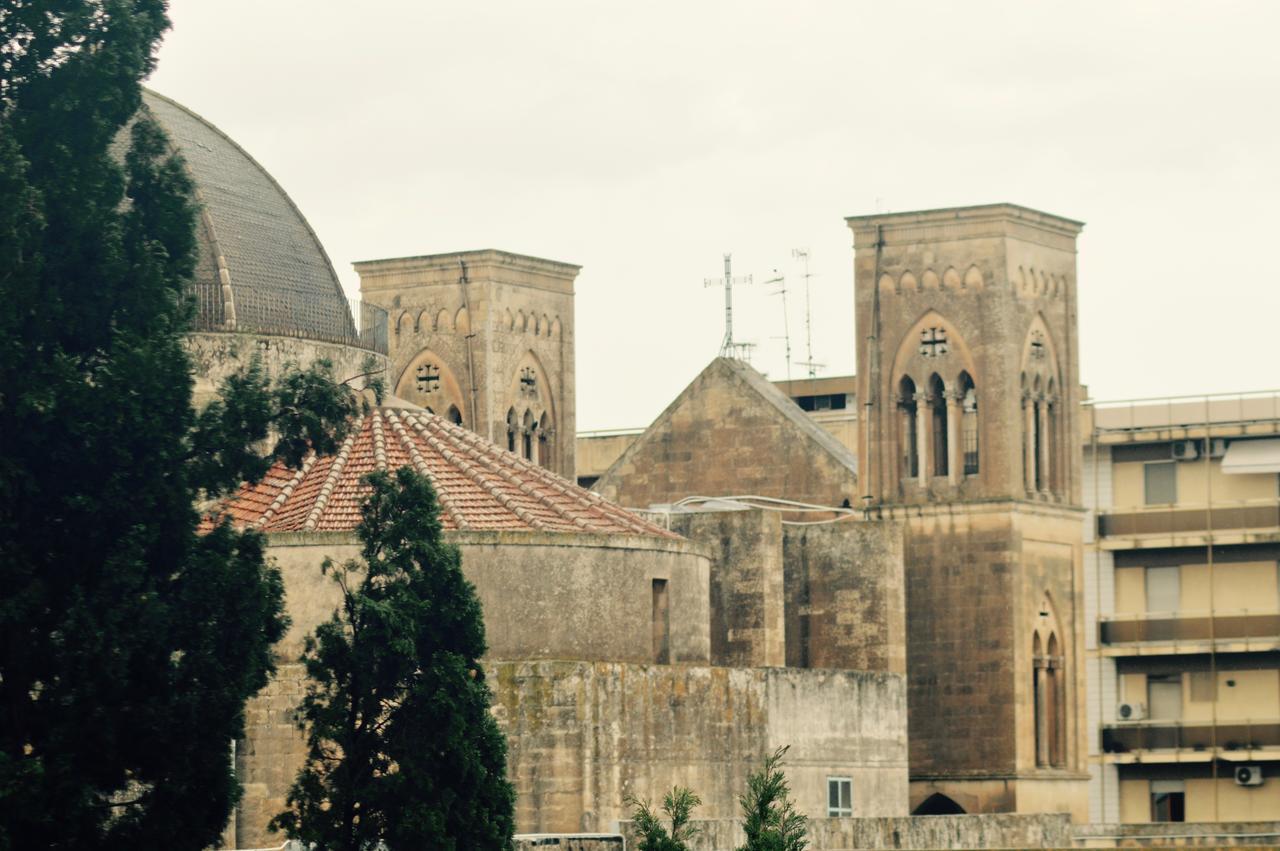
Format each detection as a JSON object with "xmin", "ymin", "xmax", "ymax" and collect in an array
[
  {"xmin": 1102, "ymin": 718, "xmax": 1280, "ymax": 764},
  {"xmin": 1096, "ymin": 498, "xmax": 1280, "ymax": 550},
  {"xmin": 1098, "ymin": 610, "xmax": 1280, "ymax": 656}
]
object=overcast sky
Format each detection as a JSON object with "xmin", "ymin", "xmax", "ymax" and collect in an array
[{"xmin": 151, "ymin": 2, "xmax": 1280, "ymax": 431}]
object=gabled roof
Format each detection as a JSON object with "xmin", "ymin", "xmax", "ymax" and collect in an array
[
  {"xmin": 207, "ymin": 408, "xmax": 676, "ymax": 538},
  {"xmin": 592, "ymin": 358, "xmax": 858, "ymax": 509},
  {"xmin": 720, "ymin": 358, "xmax": 860, "ymax": 473}
]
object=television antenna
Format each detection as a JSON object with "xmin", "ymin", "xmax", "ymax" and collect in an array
[
  {"xmin": 793, "ymin": 248, "xmax": 823, "ymax": 377},
  {"xmin": 763, "ymin": 269, "xmax": 791, "ymax": 384},
  {"xmin": 704, "ymin": 253, "xmax": 753, "ymax": 359}
]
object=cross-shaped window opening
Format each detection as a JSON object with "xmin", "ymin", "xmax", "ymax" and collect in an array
[
  {"xmin": 416, "ymin": 363, "xmax": 440, "ymax": 394},
  {"xmin": 919, "ymin": 327, "xmax": 948, "ymax": 358}
]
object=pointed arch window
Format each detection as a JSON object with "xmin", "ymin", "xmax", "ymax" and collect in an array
[
  {"xmin": 959, "ymin": 372, "xmax": 979, "ymax": 476},
  {"xmin": 447, "ymin": 405, "xmax": 463, "ymax": 427},
  {"xmin": 506, "ymin": 408, "xmax": 518, "ymax": 453},
  {"xmin": 1033, "ymin": 608, "xmax": 1067, "ymax": 769},
  {"xmin": 928, "ymin": 374, "xmax": 948, "ymax": 478},
  {"xmin": 898, "ymin": 376, "xmax": 919, "ymax": 480}
]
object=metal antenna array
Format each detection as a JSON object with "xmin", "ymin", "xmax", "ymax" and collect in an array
[
  {"xmin": 704, "ymin": 253, "xmax": 753, "ymax": 360},
  {"xmin": 792, "ymin": 248, "xmax": 823, "ymax": 377},
  {"xmin": 763, "ymin": 270, "xmax": 791, "ymax": 384}
]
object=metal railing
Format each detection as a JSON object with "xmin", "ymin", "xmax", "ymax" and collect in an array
[
  {"xmin": 1103, "ymin": 718, "xmax": 1280, "ymax": 753},
  {"xmin": 1099, "ymin": 609, "xmax": 1280, "ymax": 644},
  {"xmin": 1085, "ymin": 389, "xmax": 1280, "ymax": 433},
  {"xmin": 1097, "ymin": 497, "xmax": 1280, "ymax": 538}
]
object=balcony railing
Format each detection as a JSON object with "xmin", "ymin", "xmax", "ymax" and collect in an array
[
  {"xmin": 1086, "ymin": 390, "xmax": 1280, "ymax": 434},
  {"xmin": 1100, "ymin": 610, "xmax": 1280, "ymax": 645},
  {"xmin": 1103, "ymin": 719, "xmax": 1280, "ymax": 753},
  {"xmin": 1097, "ymin": 498, "xmax": 1280, "ymax": 539}
]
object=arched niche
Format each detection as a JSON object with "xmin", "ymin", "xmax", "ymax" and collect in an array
[{"xmin": 395, "ymin": 348, "xmax": 466, "ymax": 422}]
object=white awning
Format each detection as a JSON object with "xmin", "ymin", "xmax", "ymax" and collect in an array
[{"xmin": 1221, "ymin": 438, "xmax": 1280, "ymax": 475}]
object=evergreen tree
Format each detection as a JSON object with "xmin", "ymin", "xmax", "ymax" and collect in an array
[
  {"xmin": 737, "ymin": 748, "xmax": 808, "ymax": 851},
  {"xmin": 270, "ymin": 467, "xmax": 516, "ymax": 851},
  {"xmin": 627, "ymin": 786, "xmax": 702, "ymax": 851},
  {"xmin": 0, "ymin": 3, "xmax": 364, "ymax": 848}
]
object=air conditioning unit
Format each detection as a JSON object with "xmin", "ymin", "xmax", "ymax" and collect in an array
[
  {"xmin": 1117, "ymin": 701, "xmax": 1146, "ymax": 721},
  {"xmin": 1209, "ymin": 438, "xmax": 1229, "ymax": 458},
  {"xmin": 1172, "ymin": 440, "xmax": 1199, "ymax": 461},
  {"xmin": 1235, "ymin": 765, "xmax": 1264, "ymax": 787}
]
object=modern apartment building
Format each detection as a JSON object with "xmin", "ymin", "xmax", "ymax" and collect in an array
[{"xmin": 1083, "ymin": 392, "xmax": 1280, "ymax": 823}]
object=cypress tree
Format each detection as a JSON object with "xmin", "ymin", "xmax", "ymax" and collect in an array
[
  {"xmin": 271, "ymin": 467, "xmax": 516, "ymax": 851},
  {"xmin": 0, "ymin": 3, "xmax": 363, "ymax": 848}
]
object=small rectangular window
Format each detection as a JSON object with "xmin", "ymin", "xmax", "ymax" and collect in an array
[
  {"xmin": 1145, "ymin": 566, "xmax": 1180, "ymax": 614},
  {"xmin": 1150, "ymin": 780, "xmax": 1185, "ymax": 823},
  {"xmin": 827, "ymin": 777, "xmax": 852, "ymax": 817},
  {"xmin": 1144, "ymin": 461, "xmax": 1177, "ymax": 505},
  {"xmin": 1147, "ymin": 675, "xmax": 1183, "ymax": 721}
]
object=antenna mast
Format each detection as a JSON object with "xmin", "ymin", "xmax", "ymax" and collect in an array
[
  {"xmin": 792, "ymin": 248, "xmax": 823, "ymax": 377},
  {"xmin": 704, "ymin": 253, "xmax": 753, "ymax": 359}
]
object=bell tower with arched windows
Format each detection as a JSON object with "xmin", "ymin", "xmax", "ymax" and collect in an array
[
  {"xmin": 847, "ymin": 204, "xmax": 1088, "ymax": 820},
  {"xmin": 356, "ymin": 249, "xmax": 579, "ymax": 479}
]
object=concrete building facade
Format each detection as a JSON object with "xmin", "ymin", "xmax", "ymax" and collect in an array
[{"xmin": 1083, "ymin": 392, "xmax": 1280, "ymax": 823}]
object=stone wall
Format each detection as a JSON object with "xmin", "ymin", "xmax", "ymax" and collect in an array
[
  {"xmin": 782, "ymin": 519, "xmax": 905, "ymax": 674},
  {"xmin": 186, "ymin": 331, "xmax": 388, "ymax": 408},
  {"xmin": 669, "ymin": 509, "xmax": 786, "ymax": 667},
  {"xmin": 1074, "ymin": 821, "xmax": 1280, "ymax": 847},
  {"xmin": 619, "ymin": 813, "xmax": 1073, "ymax": 850},
  {"xmin": 263, "ymin": 530, "xmax": 711, "ymax": 664},
  {"xmin": 493, "ymin": 661, "xmax": 908, "ymax": 834}
]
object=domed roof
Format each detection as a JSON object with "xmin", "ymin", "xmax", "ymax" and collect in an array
[
  {"xmin": 140, "ymin": 90, "xmax": 355, "ymax": 342},
  {"xmin": 208, "ymin": 407, "xmax": 677, "ymax": 538}
]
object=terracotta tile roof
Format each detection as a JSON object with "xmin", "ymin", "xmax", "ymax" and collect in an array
[{"xmin": 206, "ymin": 408, "xmax": 678, "ymax": 538}]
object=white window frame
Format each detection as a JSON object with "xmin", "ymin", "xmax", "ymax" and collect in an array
[{"xmin": 827, "ymin": 776, "xmax": 853, "ymax": 817}]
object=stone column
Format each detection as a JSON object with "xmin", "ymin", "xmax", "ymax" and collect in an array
[
  {"xmin": 1037, "ymin": 397, "xmax": 1051, "ymax": 495},
  {"xmin": 1034, "ymin": 659, "xmax": 1049, "ymax": 767},
  {"xmin": 1023, "ymin": 396, "xmax": 1036, "ymax": 495},
  {"xmin": 916, "ymin": 395, "xmax": 930, "ymax": 486},
  {"xmin": 947, "ymin": 392, "xmax": 961, "ymax": 485}
]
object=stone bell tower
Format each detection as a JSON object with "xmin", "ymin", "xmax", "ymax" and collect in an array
[
  {"xmin": 846, "ymin": 204, "xmax": 1088, "ymax": 819},
  {"xmin": 356, "ymin": 249, "xmax": 579, "ymax": 480}
]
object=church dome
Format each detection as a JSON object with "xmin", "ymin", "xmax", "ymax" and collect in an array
[{"xmin": 139, "ymin": 90, "xmax": 360, "ymax": 344}]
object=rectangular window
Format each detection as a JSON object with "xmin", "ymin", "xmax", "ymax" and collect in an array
[
  {"xmin": 1147, "ymin": 675, "xmax": 1183, "ymax": 721},
  {"xmin": 827, "ymin": 777, "xmax": 852, "ymax": 817},
  {"xmin": 651, "ymin": 579, "xmax": 670, "ymax": 664},
  {"xmin": 1145, "ymin": 566, "xmax": 1180, "ymax": 614},
  {"xmin": 1150, "ymin": 780, "xmax": 1186, "ymax": 823},
  {"xmin": 1144, "ymin": 461, "xmax": 1177, "ymax": 505}
]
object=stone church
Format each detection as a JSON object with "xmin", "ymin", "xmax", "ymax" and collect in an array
[{"xmin": 139, "ymin": 84, "xmax": 1097, "ymax": 847}]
